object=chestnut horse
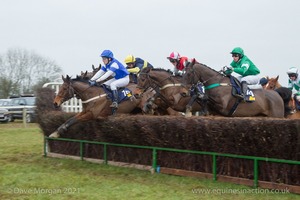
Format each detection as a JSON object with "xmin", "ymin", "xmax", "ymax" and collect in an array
[
  {"xmin": 183, "ymin": 61, "xmax": 284, "ymax": 117},
  {"xmin": 135, "ymin": 67, "xmax": 208, "ymax": 117},
  {"xmin": 264, "ymin": 75, "xmax": 298, "ymax": 118},
  {"xmin": 49, "ymin": 75, "xmax": 143, "ymax": 138}
]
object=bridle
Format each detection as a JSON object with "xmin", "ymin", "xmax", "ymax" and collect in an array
[
  {"xmin": 59, "ymin": 79, "xmax": 101, "ymax": 103},
  {"xmin": 186, "ymin": 65, "xmax": 231, "ymax": 90},
  {"xmin": 138, "ymin": 72, "xmax": 183, "ymax": 105}
]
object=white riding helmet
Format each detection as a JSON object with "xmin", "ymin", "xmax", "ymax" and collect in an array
[{"xmin": 287, "ymin": 67, "xmax": 298, "ymax": 75}]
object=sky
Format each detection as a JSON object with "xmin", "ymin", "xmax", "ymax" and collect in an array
[{"xmin": 1, "ymin": 0, "xmax": 300, "ymax": 87}]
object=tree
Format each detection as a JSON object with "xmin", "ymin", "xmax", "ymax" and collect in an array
[{"xmin": 0, "ymin": 48, "xmax": 62, "ymax": 98}]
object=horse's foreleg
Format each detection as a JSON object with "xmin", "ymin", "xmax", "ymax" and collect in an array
[
  {"xmin": 49, "ymin": 112, "xmax": 93, "ymax": 138},
  {"xmin": 49, "ymin": 116, "xmax": 78, "ymax": 138},
  {"xmin": 143, "ymin": 97, "xmax": 155, "ymax": 114},
  {"xmin": 185, "ymin": 95, "xmax": 197, "ymax": 117}
]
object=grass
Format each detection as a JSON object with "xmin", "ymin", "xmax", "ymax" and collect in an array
[{"xmin": 0, "ymin": 121, "xmax": 298, "ymax": 200}]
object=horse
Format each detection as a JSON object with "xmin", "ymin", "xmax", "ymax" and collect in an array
[
  {"xmin": 80, "ymin": 68, "xmax": 173, "ymax": 116},
  {"xmin": 80, "ymin": 64, "xmax": 101, "ymax": 78},
  {"xmin": 135, "ymin": 67, "xmax": 208, "ymax": 117},
  {"xmin": 49, "ymin": 75, "xmax": 143, "ymax": 138},
  {"xmin": 264, "ymin": 75, "xmax": 297, "ymax": 118},
  {"xmin": 182, "ymin": 60, "xmax": 284, "ymax": 117}
]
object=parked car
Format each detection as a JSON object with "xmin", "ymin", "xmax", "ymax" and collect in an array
[
  {"xmin": 0, "ymin": 99, "xmax": 12, "ymax": 106},
  {"xmin": 9, "ymin": 96, "xmax": 37, "ymax": 123},
  {"xmin": 0, "ymin": 108, "xmax": 12, "ymax": 122}
]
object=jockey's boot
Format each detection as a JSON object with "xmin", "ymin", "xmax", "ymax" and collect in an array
[
  {"xmin": 110, "ymin": 90, "xmax": 118, "ymax": 108},
  {"xmin": 241, "ymin": 81, "xmax": 249, "ymax": 101},
  {"xmin": 241, "ymin": 81, "xmax": 255, "ymax": 102}
]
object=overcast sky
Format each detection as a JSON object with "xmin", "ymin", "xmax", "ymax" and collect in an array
[{"xmin": 1, "ymin": 0, "xmax": 299, "ymax": 86}]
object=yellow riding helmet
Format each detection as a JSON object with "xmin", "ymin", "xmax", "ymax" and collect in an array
[{"xmin": 124, "ymin": 55, "xmax": 136, "ymax": 64}]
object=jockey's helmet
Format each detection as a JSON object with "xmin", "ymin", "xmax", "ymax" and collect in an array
[
  {"xmin": 230, "ymin": 47, "xmax": 244, "ymax": 57},
  {"xmin": 259, "ymin": 77, "xmax": 268, "ymax": 86},
  {"xmin": 167, "ymin": 51, "xmax": 181, "ymax": 62},
  {"xmin": 100, "ymin": 50, "xmax": 114, "ymax": 59},
  {"xmin": 287, "ymin": 67, "xmax": 298, "ymax": 78},
  {"xmin": 124, "ymin": 55, "xmax": 136, "ymax": 64}
]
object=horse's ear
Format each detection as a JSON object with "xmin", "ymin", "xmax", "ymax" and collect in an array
[
  {"xmin": 187, "ymin": 58, "xmax": 196, "ymax": 69},
  {"xmin": 62, "ymin": 75, "xmax": 66, "ymax": 81},
  {"xmin": 276, "ymin": 75, "xmax": 279, "ymax": 81},
  {"xmin": 191, "ymin": 58, "xmax": 196, "ymax": 65},
  {"xmin": 266, "ymin": 76, "xmax": 269, "ymax": 80},
  {"xmin": 92, "ymin": 64, "xmax": 95, "ymax": 70},
  {"xmin": 66, "ymin": 75, "xmax": 71, "ymax": 80}
]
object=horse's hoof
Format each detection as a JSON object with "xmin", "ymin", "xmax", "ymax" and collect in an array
[
  {"xmin": 185, "ymin": 112, "xmax": 192, "ymax": 118},
  {"xmin": 49, "ymin": 131, "xmax": 60, "ymax": 138}
]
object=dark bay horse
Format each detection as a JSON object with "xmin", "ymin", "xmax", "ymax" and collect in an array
[
  {"xmin": 49, "ymin": 75, "xmax": 142, "ymax": 138},
  {"xmin": 135, "ymin": 67, "xmax": 208, "ymax": 117},
  {"xmin": 183, "ymin": 61, "xmax": 284, "ymax": 117},
  {"xmin": 264, "ymin": 75, "xmax": 296, "ymax": 118}
]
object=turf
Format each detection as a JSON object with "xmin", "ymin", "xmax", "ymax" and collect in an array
[{"xmin": 0, "ymin": 122, "xmax": 298, "ymax": 200}]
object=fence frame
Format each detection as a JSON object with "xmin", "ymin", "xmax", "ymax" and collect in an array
[{"xmin": 44, "ymin": 137, "xmax": 300, "ymax": 188}]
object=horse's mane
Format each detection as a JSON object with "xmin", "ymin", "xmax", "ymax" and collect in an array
[
  {"xmin": 140, "ymin": 67, "xmax": 173, "ymax": 75},
  {"xmin": 197, "ymin": 62, "xmax": 223, "ymax": 75},
  {"xmin": 72, "ymin": 75, "xmax": 90, "ymax": 84},
  {"xmin": 151, "ymin": 68, "xmax": 173, "ymax": 74}
]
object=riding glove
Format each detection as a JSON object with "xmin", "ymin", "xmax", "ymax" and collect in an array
[
  {"xmin": 224, "ymin": 69, "xmax": 233, "ymax": 75},
  {"xmin": 89, "ymin": 80, "xmax": 96, "ymax": 86}
]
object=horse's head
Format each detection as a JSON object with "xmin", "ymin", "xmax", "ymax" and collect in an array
[
  {"xmin": 80, "ymin": 64, "xmax": 101, "ymax": 79},
  {"xmin": 265, "ymin": 75, "xmax": 281, "ymax": 90},
  {"xmin": 53, "ymin": 75, "xmax": 74, "ymax": 108},
  {"xmin": 136, "ymin": 67, "xmax": 153, "ymax": 91},
  {"xmin": 183, "ymin": 59, "xmax": 199, "ymax": 85}
]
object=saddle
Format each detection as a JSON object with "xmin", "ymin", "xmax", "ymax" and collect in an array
[
  {"xmin": 101, "ymin": 85, "xmax": 132, "ymax": 103},
  {"xmin": 229, "ymin": 76, "xmax": 255, "ymax": 102}
]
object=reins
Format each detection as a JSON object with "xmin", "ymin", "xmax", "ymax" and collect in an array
[
  {"xmin": 69, "ymin": 79, "xmax": 107, "ymax": 104},
  {"xmin": 138, "ymin": 71, "xmax": 184, "ymax": 106},
  {"xmin": 188, "ymin": 65, "xmax": 230, "ymax": 90}
]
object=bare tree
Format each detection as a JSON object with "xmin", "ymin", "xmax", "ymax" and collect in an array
[{"xmin": 0, "ymin": 48, "xmax": 62, "ymax": 98}]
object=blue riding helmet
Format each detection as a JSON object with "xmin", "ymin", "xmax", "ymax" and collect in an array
[
  {"xmin": 259, "ymin": 77, "xmax": 268, "ymax": 85},
  {"xmin": 100, "ymin": 50, "xmax": 114, "ymax": 59}
]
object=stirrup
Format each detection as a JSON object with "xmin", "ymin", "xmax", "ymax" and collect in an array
[
  {"xmin": 244, "ymin": 95, "xmax": 255, "ymax": 102},
  {"xmin": 235, "ymin": 94, "xmax": 244, "ymax": 99},
  {"xmin": 110, "ymin": 102, "xmax": 118, "ymax": 108}
]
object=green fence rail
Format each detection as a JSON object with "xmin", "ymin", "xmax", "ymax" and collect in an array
[{"xmin": 44, "ymin": 137, "xmax": 300, "ymax": 188}]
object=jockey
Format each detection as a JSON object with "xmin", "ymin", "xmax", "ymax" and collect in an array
[
  {"xmin": 259, "ymin": 76, "xmax": 269, "ymax": 89},
  {"xmin": 167, "ymin": 51, "xmax": 194, "ymax": 76},
  {"xmin": 225, "ymin": 47, "xmax": 260, "ymax": 101},
  {"xmin": 124, "ymin": 55, "xmax": 153, "ymax": 83},
  {"xmin": 124, "ymin": 55, "xmax": 153, "ymax": 73},
  {"xmin": 89, "ymin": 50, "xmax": 129, "ymax": 108},
  {"xmin": 287, "ymin": 67, "xmax": 300, "ymax": 110}
]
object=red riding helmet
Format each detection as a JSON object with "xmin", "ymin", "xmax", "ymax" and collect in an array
[{"xmin": 167, "ymin": 51, "xmax": 181, "ymax": 61}]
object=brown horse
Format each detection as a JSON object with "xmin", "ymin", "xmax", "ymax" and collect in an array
[
  {"xmin": 80, "ymin": 68, "xmax": 172, "ymax": 116},
  {"xmin": 183, "ymin": 61, "xmax": 284, "ymax": 117},
  {"xmin": 80, "ymin": 64, "xmax": 101, "ymax": 78},
  {"xmin": 264, "ymin": 75, "xmax": 297, "ymax": 118},
  {"xmin": 135, "ymin": 67, "xmax": 208, "ymax": 117},
  {"xmin": 49, "ymin": 75, "xmax": 143, "ymax": 138}
]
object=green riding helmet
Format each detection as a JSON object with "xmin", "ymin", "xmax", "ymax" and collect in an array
[{"xmin": 230, "ymin": 47, "xmax": 244, "ymax": 56}]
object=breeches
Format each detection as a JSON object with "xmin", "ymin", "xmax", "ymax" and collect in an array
[
  {"xmin": 238, "ymin": 75, "xmax": 260, "ymax": 85},
  {"xmin": 103, "ymin": 76, "xmax": 129, "ymax": 90}
]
